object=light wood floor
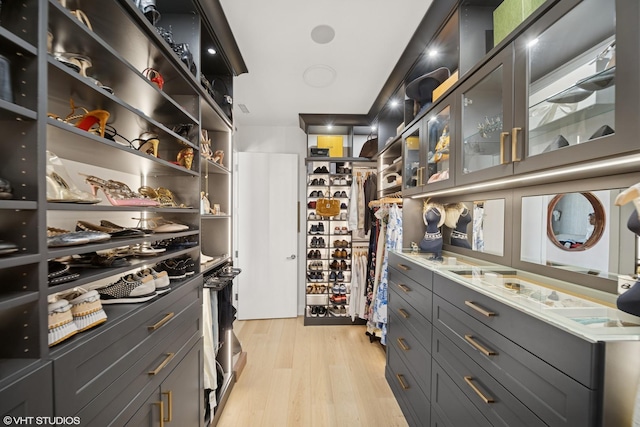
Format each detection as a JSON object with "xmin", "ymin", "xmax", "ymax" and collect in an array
[{"xmin": 216, "ymin": 317, "xmax": 408, "ymax": 427}]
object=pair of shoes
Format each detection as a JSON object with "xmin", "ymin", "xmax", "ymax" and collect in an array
[
  {"xmin": 307, "ymin": 272, "xmax": 324, "ymax": 282},
  {"xmin": 138, "ymin": 187, "xmax": 187, "ymax": 208},
  {"xmin": 82, "ymin": 175, "xmax": 160, "ymax": 207},
  {"xmin": 134, "ymin": 268, "xmax": 171, "ymax": 294},
  {"xmin": 332, "ymin": 249, "xmax": 348, "ymax": 259},
  {"xmin": 313, "ymin": 166, "xmax": 329, "ymax": 174},
  {"xmin": 309, "ymin": 190, "xmax": 325, "ymax": 198},
  {"xmin": 76, "ymin": 221, "xmax": 145, "ymax": 239},
  {"xmin": 309, "ymin": 178, "xmax": 326, "ymax": 186},
  {"xmin": 48, "ymin": 287, "xmax": 107, "ymax": 346},
  {"xmin": 310, "ymin": 237, "xmax": 326, "ymax": 248},
  {"xmin": 46, "ymin": 151, "xmax": 101, "ymax": 204},
  {"xmin": 133, "ymin": 216, "xmax": 189, "ymax": 233},
  {"xmin": 333, "ymin": 191, "xmax": 348, "ymax": 198},
  {"xmin": 308, "ymin": 261, "xmax": 323, "ymax": 271},
  {"xmin": 329, "ymin": 260, "xmax": 350, "ymax": 270},
  {"xmin": 333, "ymin": 226, "xmax": 348, "ymax": 235},
  {"xmin": 47, "ymin": 227, "xmax": 111, "ymax": 247},
  {"xmin": 97, "ymin": 274, "xmax": 157, "ymax": 304},
  {"xmin": 307, "ymin": 249, "xmax": 321, "ymax": 259},
  {"xmin": 48, "ymin": 98, "xmax": 110, "ymax": 138},
  {"xmin": 333, "ymin": 239, "xmax": 349, "ymax": 248},
  {"xmin": 47, "ymin": 261, "xmax": 80, "ymax": 286}
]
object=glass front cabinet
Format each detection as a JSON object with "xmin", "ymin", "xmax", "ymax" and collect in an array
[{"xmin": 454, "ymin": 0, "xmax": 639, "ymax": 186}]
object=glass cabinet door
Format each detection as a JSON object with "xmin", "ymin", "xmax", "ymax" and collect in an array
[
  {"xmin": 402, "ymin": 123, "xmax": 421, "ymax": 191},
  {"xmin": 425, "ymin": 104, "xmax": 451, "ymax": 186},
  {"xmin": 525, "ymin": 0, "xmax": 615, "ymax": 158}
]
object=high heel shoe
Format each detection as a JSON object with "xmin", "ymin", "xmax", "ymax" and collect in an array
[
  {"xmin": 49, "ymin": 99, "xmax": 110, "ymax": 138},
  {"xmin": 46, "ymin": 151, "xmax": 101, "ymax": 203},
  {"xmin": 177, "ymin": 147, "xmax": 194, "ymax": 170},
  {"xmin": 138, "ymin": 186, "xmax": 188, "ymax": 208},
  {"xmin": 142, "ymin": 68, "xmax": 164, "ymax": 90},
  {"xmin": 213, "ymin": 150, "xmax": 224, "ymax": 165},
  {"xmin": 131, "ymin": 131, "xmax": 159, "ymax": 157},
  {"xmin": 53, "ymin": 54, "xmax": 114, "ymax": 94},
  {"xmin": 81, "ymin": 174, "xmax": 160, "ymax": 207},
  {"xmin": 200, "ymin": 129, "xmax": 213, "ymax": 161}
]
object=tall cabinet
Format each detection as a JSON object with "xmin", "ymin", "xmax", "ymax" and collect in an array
[{"xmin": 0, "ymin": 0, "xmax": 243, "ymax": 425}]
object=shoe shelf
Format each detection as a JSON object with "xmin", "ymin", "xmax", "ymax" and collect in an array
[
  {"xmin": 0, "ymin": 99, "xmax": 37, "ymax": 121},
  {"xmin": 0, "ymin": 254, "xmax": 40, "ymax": 270},
  {"xmin": 0, "ymin": 26, "xmax": 37, "ymax": 56},
  {"xmin": 0, "ymin": 0, "xmax": 39, "ymax": 47},
  {"xmin": 0, "ymin": 291, "xmax": 39, "ymax": 312}
]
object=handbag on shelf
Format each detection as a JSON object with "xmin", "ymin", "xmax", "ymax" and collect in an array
[{"xmin": 316, "ymin": 198, "xmax": 340, "ymax": 217}]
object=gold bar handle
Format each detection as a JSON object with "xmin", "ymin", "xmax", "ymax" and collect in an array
[
  {"xmin": 396, "ymin": 374, "xmax": 410, "ymax": 390},
  {"xmin": 162, "ymin": 391, "xmax": 173, "ymax": 422},
  {"xmin": 397, "ymin": 263, "xmax": 410, "ymax": 271},
  {"xmin": 420, "ymin": 167, "xmax": 425, "ymax": 186},
  {"xmin": 148, "ymin": 353, "xmax": 175, "ymax": 375},
  {"xmin": 499, "ymin": 132, "xmax": 509, "ymax": 164},
  {"xmin": 154, "ymin": 401, "xmax": 165, "ymax": 427},
  {"xmin": 397, "ymin": 337, "xmax": 410, "ymax": 351},
  {"xmin": 148, "ymin": 312, "xmax": 175, "ymax": 331},
  {"xmin": 464, "ymin": 376, "xmax": 495, "ymax": 404},
  {"xmin": 397, "ymin": 283, "xmax": 411, "ymax": 293},
  {"xmin": 512, "ymin": 127, "xmax": 522, "ymax": 162},
  {"xmin": 464, "ymin": 300, "xmax": 496, "ymax": 317},
  {"xmin": 398, "ymin": 308, "xmax": 410, "ymax": 319},
  {"xmin": 464, "ymin": 335, "xmax": 497, "ymax": 356}
]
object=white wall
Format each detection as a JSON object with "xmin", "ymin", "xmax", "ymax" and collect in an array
[{"xmin": 233, "ymin": 125, "xmax": 308, "ymax": 315}]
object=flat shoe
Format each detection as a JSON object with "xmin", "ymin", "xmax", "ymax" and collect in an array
[
  {"xmin": 0, "ymin": 240, "xmax": 18, "ymax": 255},
  {"xmin": 47, "ymin": 227, "xmax": 111, "ymax": 247}
]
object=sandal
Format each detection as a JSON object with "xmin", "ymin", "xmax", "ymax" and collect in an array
[
  {"xmin": 99, "ymin": 219, "xmax": 154, "ymax": 235},
  {"xmin": 131, "ymin": 131, "xmax": 159, "ymax": 157},
  {"xmin": 142, "ymin": 68, "xmax": 164, "ymax": 90},
  {"xmin": 48, "ymin": 99, "xmax": 110, "ymax": 138},
  {"xmin": 133, "ymin": 216, "xmax": 189, "ymax": 233},
  {"xmin": 176, "ymin": 147, "xmax": 194, "ymax": 170},
  {"xmin": 213, "ymin": 150, "xmax": 224, "ymax": 165},
  {"xmin": 81, "ymin": 174, "xmax": 160, "ymax": 207},
  {"xmin": 138, "ymin": 186, "xmax": 188, "ymax": 208},
  {"xmin": 200, "ymin": 129, "xmax": 214, "ymax": 161}
]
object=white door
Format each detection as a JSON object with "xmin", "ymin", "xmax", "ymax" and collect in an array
[{"xmin": 236, "ymin": 152, "xmax": 298, "ymax": 319}]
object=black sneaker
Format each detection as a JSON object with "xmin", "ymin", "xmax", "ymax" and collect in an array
[
  {"xmin": 155, "ymin": 259, "xmax": 187, "ymax": 281},
  {"xmin": 311, "ymin": 306, "xmax": 319, "ymax": 317},
  {"xmin": 177, "ymin": 255, "xmax": 196, "ymax": 276},
  {"xmin": 310, "ymin": 236, "xmax": 318, "ymax": 247},
  {"xmin": 318, "ymin": 178, "xmax": 326, "ymax": 185},
  {"xmin": 337, "ymin": 271, "xmax": 345, "ymax": 281},
  {"xmin": 317, "ymin": 306, "xmax": 327, "ymax": 317},
  {"xmin": 329, "ymin": 271, "xmax": 337, "ymax": 281},
  {"xmin": 317, "ymin": 223, "xmax": 325, "ymax": 234},
  {"xmin": 340, "ymin": 203, "xmax": 347, "ymax": 209},
  {"xmin": 310, "ymin": 225, "xmax": 318, "ymax": 234},
  {"xmin": 318, "ymin": 237, "xmax": 325, "ymax": 248}
]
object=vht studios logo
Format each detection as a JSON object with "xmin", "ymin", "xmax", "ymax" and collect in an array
[{"xmin": 3, "ymin": 416, "xmax": 81, "ymax": 426}]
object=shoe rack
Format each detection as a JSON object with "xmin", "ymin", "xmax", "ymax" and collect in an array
[
  {"xmin": 0, "ymin": 0, "xmax": 243, "ymax": 424},
  {"xmin": 304, "ymin": 160, "xmax": 358, "ymax": 325}
]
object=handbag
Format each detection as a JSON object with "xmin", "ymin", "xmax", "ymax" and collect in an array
[
  {"xmin": 316, "ymin": 198, "xmax": 340, "ymax": 217},
  {"xmin": 359, "ymin": 133, "xmax": 378, "ymax": 158}
]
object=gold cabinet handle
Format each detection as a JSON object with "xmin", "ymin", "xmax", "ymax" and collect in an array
[
  {"xmin": 154, "ymin": 401, "xmax": 165, "ymax": 427},
  {"xmin": 397, "ymin": 337, "xmax": 410, "ymax": 351},
  {"xmin": 418, "ymin": 167, "xmax": 424, "ymax": 186},
  {"xmin": 499, "ymin": 132, "xmax": 509, "ymax": 164},
  {"xmin": 396, "ymin": 374, "xmax": 410, "ymax": 390},
  {"xmin": 148, "ymin": 353, "xmax": 175, "ymax": 375},
  {"xmin": 398, "ymin": 308, "xmax": 410, "ymax": 319},
  {"xmin": 464, "ymin": 334, "xmax": 497, "ymax": 356},
  {"xmin": 162, "ymin": 391, "xmax": 173, "ymax": 422},
  {"xmin": 397, "ymin": 283, "xmax": 411, "ymax": 293},
  {"xmin": 464, "ymin": 300, "xmax": 496, "ymax": 317},
  {"xmin": 464, "ymin": 376, "xmax": 495, "ymax": 404},
  {"xmin": 148, "ymin": 312, "xmax": 175, "ymax": 331},
  {"xmin": 397, "ymin": 263, "xmax": 410, "ymax": 271},
  {"xmin": 512, "ymin": 127, "xmax": 522, "ymax": 162}
]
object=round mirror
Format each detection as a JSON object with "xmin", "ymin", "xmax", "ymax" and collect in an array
[{"xmin": 546, "ymin": 192, "xmax": 605, "ymax": 251}]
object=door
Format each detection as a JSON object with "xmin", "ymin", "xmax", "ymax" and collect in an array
[{"xmin": 236, "ymin": 152, "xmax": 298, "ymax": 319}]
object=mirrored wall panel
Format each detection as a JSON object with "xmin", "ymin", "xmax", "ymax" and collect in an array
[
  {"xmin": 443, "ymin": 199, "xmax": 505, "ymax": 256},
  {"xmin": 521, "ymin": 189, "xmax": 635, "ymax": 280}
]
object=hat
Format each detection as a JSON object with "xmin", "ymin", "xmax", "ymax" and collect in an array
[{"xmin": 405, "ymin": 67, "xmax": 451, "ymax": 105}]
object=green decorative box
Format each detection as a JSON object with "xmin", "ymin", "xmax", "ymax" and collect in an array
[{"xmin": 493, "ymin": 0, "xmax": 546, "ymax": 45}]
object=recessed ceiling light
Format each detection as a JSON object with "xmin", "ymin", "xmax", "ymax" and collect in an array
[
  {"xmin": 207, "ymin": 47, "xmax": 217, "ymax": 55},
  {"xmin": 428, "ymin": 49, "xmax": 438, "ymax": 57},
  {"xmin": 327, "ymin": 124, "xmax": 333, "ymax": 130},
  {"xmin": 527, "ymin": 38, "xmax": 539, "ymax": 48},
  {"xmin": 371, "ymin": 125, "xmax": 377, "ymax": 131},
  {"xmin": 311, "ymin": 25, "xmax": 335, "ymax": 44},
  {"xmin": 390, "ymin": 100, "xmax": 399, "ymax": 107}
]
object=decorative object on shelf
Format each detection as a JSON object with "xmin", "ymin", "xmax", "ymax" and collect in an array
[
  {"xmin": 589, "ymin": 124, "xmax": 614, "ymax": 140},
  {"xmin": 405, "ymin": 67, "xmax": 451, "ymax": 113},
  {"xmin": 200, "ymin": 191, "xmax": 212, "ymax": 214},
  {"xmin": 316, "ymin": 198, "xmax": 340, "ymax": 217},
  {"xmin": 432, "ymin": 124, "xmax": 450, "ymax": 162},
  {"xmin": 0, "ymin": 54, "xmax": 13, "ymax": 102},
  {"xmin": 142, "ymin": 67, "xmax": 164, "ymax": 90},
  {"xmin": 177, "ymin": 146, "xmax": 194, "ymax": 170},
  {"xmin": 0, "ymin": 177, "xmax": 11, "ymax": 199},
  {"xmin": 131, "ymin": 131, "xmax": 160, "ymax": 157},
  {"xmin": 477, "ymin": 115, "xmax": 502, "ymax": 138},
  {"xmin": 46, "ymin": 151, "xmax": 101, "ymax": 204},
  {"xmin": 420, "ymin": 201, "xmax": 445, "ymax": 260},
  {"xmin": 134, "ymin": 0, "xmax": 161, "ymax": 25},
  {"xmin": 81, "ymin": 174, "xmax": 160, "ymax": 207},
  {"xmin": 444, "ymin": 203, "xmax": 472, "ymax": 249},
  {"xmin": 541, "ymin": 135, "xmax": 569, "ymax": 153}
]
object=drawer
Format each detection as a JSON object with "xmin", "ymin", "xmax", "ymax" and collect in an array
[
  {"xmin": 78, "ymin": 299, "xmax": 202, "ymax": 424},
  {"xmin": 0, "ymin": 361, "xmax": 52, "ymax": 418},
  {"xmin": 431, "ymin": 360, "xmax": 492, "ymax": 427},
  {"xmin": 389, "ymin": 269, "xmax": 432, "ymax": 320},
  {"xmin": 387, "ymin": 313, "xmax": 431, "ymax": 399},
  {"xmin": 389, "ymin": 252, "xmax": 433, "ymax": 290},
  {"xmin": 389, "ymin": 284, "xmax": 432, "ymax": 348},
  {"xmin": 433, "ymin": 328, "xmax": 545, "ymax": 427},
  {"xmin": 434, "ymin": 294, "xmax": 599, "ymax": 427},
  {"xmin": 386, "ymin": 367, "xmax": 419, "ymax": 427},
  {"xmin": 52, "ymin": 277, "xmax": 202, "ymax": 416},
  {"xmin": 387, "ymin": 344, "xmax": 430, "ymax": 427},
  {"xmin": 433, "ymin": 274, "xmax": 601, "ymax": 388}
]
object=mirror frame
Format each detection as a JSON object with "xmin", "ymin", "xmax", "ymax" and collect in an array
[{"xmin": 546, "ymin": 192, "xmax": 606, "ymax": 251}]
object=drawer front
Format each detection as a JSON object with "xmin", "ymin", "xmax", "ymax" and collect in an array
[
  {"xmin": 389, "ymin": 252, "xmax": 433, "ymax": 290},
  {"xmin": 433, "ymin": 274, "xmax": 600, "ymax": 388},
  {"xmin": 52, "ymin": 277, "xmax": 202, "ymax": 416},
  {"xmin": 0, "ymin": 362, "xmax": 53, "ymax": 418},
  {"xmin": 79, "ymin": 301, "xmax": 202, "ymax": 424},
  {"xmin": 388, "ymin": 312, "xmax": 431, "ymax": 399},
  {"xmin": 389, "ymin": 269, "xmax": 432, "ymax": 321},
  {"xmin": 431, "ymin": 360, "xmax": 492, "ymax": 427},
  {"xmin": 386, "ymin": 367, "xmax": 419, "ymax": 427},
  {"xmin": 434, "ymin": 294, "xmax": 599, "ymax": 427},
  {"xmin": 433, "ymin": 328, "xmax": 545, "ymax": 427},
  {"xmin": 389, "ymin": 284, "xmax": 432, "ymax": 348},
  {"xmin": 387, "ymin": 345, "xmax": 430, "ymax": 427}
]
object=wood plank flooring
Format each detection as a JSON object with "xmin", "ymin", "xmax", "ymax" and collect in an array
[{"xmin": 216, "ymin": 317, "xmax": 408, "ymax": 427}]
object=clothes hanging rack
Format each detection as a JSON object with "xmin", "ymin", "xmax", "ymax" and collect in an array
[{"xmin": 368, "ymin": 195, "xmax": 403, "ymax": 208}]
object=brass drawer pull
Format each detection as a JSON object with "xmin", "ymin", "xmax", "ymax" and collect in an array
[
  {"xmin": 397, "ymin": 337, "xmax": 410, "ymax": 351},
  {"xmin": 465, "ymin": 335, "xmax": 497, "ymax": 356},
  {"xmin": 397, "ymin": 263, "xmax": 410, "ymax": 271},
  {"xmin": 154, "ymin": 401, "xmax": 165, "ymax": 427},
  {"xmin": 396, "ymin": 373, "xmax": 410, "ymax": 390},
  {"xmin": 148, "ymin": 312, "xmax": 175, "ymax": 331},
  {"xmin": 148, "ymin": 352, "xmax": 175, "ymax": 375},
  {"xmin": 464, "ymin": 376, "xmax": 495, "ymax": 404},
  {"xmin": 464, "ymin": 300, "xmax": 496, "ymax": 317},
  {"xmin": 398, "ymin": 308, "xmax": 410, "ymax": 319},
  {"xmin": 512, "ymin": 127, "xmax": 522, "ymax": 162},
  {"xmin": 162, "ymin": 391, "xmax": 173, "ymax": 422},
  {"xmin": 499, "ymin": 131, "xmax": 509, "ymax": 165},
  {"xmin": 397, "ymin": 283, "xmax": 411, "ymax": 293}
]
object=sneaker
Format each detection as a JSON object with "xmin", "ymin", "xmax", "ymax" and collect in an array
[
  {"xmin": 332, "ymin": 283, "xmax": 340, "ymax": 295},
  {"xmin": 317, "ymin": 237, "xmax": 325, "ymax": 248},
  {"xmin": 340, "ymin": 203, "xmax": 347, "ymax": 209},
  {"xmin": 311, "ymin": 306, "xmax": 319, "ymax": 317},
  {"xmin": 339, "ymin": 283, "xmax": 347, "ymax": 294},
  {"xmin": 329, "ymin": 271, "xmax": 337, "ymax": 281},
  {"xmin": 317, "ymin": 223, "xmax": 325, "ymax": 234},
  {"xmin": 317, "ymin": 272, "xmax": 324, "ymax": 282},
  {"xmin": 309, "ymin": 225, "xmax": 318, "ymax": 234},
  {"xmin": 60, "ymin": 288, "xmax": 108, "ymax": 332},
  {"xmin": 329, "ymin": 305, "xmax": 341, "ymax": 317},
  {"xmin": 48, "ymin": 299, "xmax": 79, "ymax": 346},
  {"xmin": 337, "ymin": 271, "xmax": 345, "ymax": 282},
  {"xmin": 155, "ymin": 259, "xmax": 187, "ymax": 281},
  {"xmin": 339, "ymin": 306, "xmax": 347, "ymax": 316},
  {"xmin": 177, "ymin": 255, "xmax": 196, "ymax": 276},
  {"xmin": 317, "ymin": 306, "xmax": 327, "ymax": 317},
  {"xmin": 135, "ymin": 268, "xmax": 171, "ymax": 294},
  {"xmin": 98, "ymin": 274, "xmax": 157, "ymax": 304},
  {"xmin": 310, "ymin": 237, "xmax": 318, "ymax": 248}
]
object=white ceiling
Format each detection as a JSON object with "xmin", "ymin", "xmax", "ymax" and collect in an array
[{"xmin": 219, "ymin": 0, "xmax": 435, "ymax": 128}]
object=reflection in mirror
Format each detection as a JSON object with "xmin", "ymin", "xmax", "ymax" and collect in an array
[
  {"xmin": 444, "ymin": 199, "xmax": 505, "ymax": 256},
  {"xmin": 521, "ymin": 190, "xmax": 635, "ymax": 280}
]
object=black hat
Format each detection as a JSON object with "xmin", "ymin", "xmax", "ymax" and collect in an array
[{"xmin": 405, "ymin": 67, "xmax": 451, "ymax": 105}]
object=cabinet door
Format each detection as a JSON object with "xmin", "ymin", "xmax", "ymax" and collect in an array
[
  {"xmin": 423, "ymin": 94, "xmax": 455, "ymax": 192},
  {"xmin": 513, "ymin": 0, "xmax": 639, "ymax": 174},
  {"xmin": 402, "ymin": 122, "xmax": 422, "ymax": 193},
  {"xmin": 456, "ymin": 46, "xmax": 515, "ymax": 186}
]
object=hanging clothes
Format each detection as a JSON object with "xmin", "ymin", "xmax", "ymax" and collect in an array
[
  {"xmin": 473, "ymin": 203, "xmax": 485, "ymax": 251},
  {"xmin": 349, "ymin": 251, "xmax": 368, "ymax": 321},
  {"xmin": 348, "ymin": 176, "xmax": 359, "ymax": 232},
  {"xmin": 363, "ymin": 174, "xmax": 378, "ymax": 232},
  {"xmin": 364, "ymin": 215, "xmax": 379, "ymax": 320},
  {"xmin": 203, "ymin": 289, "xmax": 218, "ymax": 413}
]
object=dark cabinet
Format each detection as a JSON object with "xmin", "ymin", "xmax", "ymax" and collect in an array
[{"xmin": 0, "ymin": 362, "xmax": 53, "ymax": 419}]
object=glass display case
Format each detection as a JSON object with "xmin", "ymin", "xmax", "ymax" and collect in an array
[
  {"xmin": 402, "ymin": 123, "xmax": 421, "ymax": 191},
  {"xmin": 426, "ymin": 104, "xmax": 452, "ymax": 185}
]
